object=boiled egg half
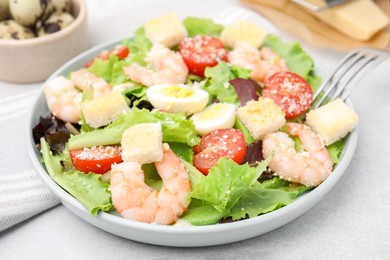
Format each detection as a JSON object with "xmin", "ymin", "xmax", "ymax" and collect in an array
[
  {"xmin": 190, "ymin": 103, "xmax": 237, "ymax": 136},
  {"xmin": 146, "ymin": 83, "xmax": 209, "ymax": 116}
]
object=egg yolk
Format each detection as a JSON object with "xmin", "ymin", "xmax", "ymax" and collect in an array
[
  {"xmin": 198, "ymin": 104, "xmax": 226, "ymax": 120},
  {"xmin": 162, "ymin": 85, "xmax": 194, "ymax": 98}
]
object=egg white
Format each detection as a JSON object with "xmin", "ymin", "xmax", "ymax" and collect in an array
[
  {"xmin": 146, "ymin": 84, "xmax": 209, "ymax": 115},
  {"xmin": 191, "ymin": 103, "xmax": 237, "ymax": 136}
]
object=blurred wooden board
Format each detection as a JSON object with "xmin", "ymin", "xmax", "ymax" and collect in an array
[{"xmin": 240, "ymin": 0, "xmax": 390, "ymax": 50}]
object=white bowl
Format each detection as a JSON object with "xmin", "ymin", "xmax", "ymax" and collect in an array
[{"xmin": 26, "ymin": 8, "xmax": 358, "ymax": 247}]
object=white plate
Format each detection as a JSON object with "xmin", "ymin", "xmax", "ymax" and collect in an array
[{"xmin": 26, "ymin": 5, "xmax": 358, "ymax": 247}]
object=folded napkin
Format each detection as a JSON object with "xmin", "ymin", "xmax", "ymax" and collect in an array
[
  {"xmin": 0, "ymin": 85, "xmax": 60, "ymax": 232},
  {"xmin": 241, "ymin": 0, "xmax": 390, "ymax": 50},
  {"xmin": 0, "ymin": 170, "xmax": 60, "ymax": 232}
]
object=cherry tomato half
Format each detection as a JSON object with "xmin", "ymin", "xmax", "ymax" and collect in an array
[
  {"xmin": 262, "ymin": 71, "xmax": 313, "ymax": 119},
  {"xmin": 193, "ymin": 128, "xmax": 246, "ymax": 175},
  {"xmin": 179, "ymin": 36, "xmax": 228, "ymax": 77},
  {"xmin": 85, "ymin": 46, "xmax": 130, "ymax": 68},
  {"xmin": 69, "ymin": 145, "xmax": 123, "ymax": 174},
  {"xmin": 112, "ymin": 45, "xmax": 130, "ymax": 59}
]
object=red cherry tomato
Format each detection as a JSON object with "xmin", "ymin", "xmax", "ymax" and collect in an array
[
  {"xmin": 179, "ymin": 36, "xmax": 228, "ymax": 77},
  {"xmin": 113, "ymin": 45, "xmax": 130, "ymax": 59},
  {"xmin": 85, "ymin": 46, "xmax": 129, "ymax": 68},
  {"xmin": 193, "ymin": 129, "xmax": 246, "ymax": 175},
  {"xmin": 69, "ymin": 145, "xmax": 123, "ymax": 174},
  {"xmin": 262, "ymin": 71, "xmax": 313, "ymax": 119},
  {"xmin": 84, "ymin": 59, "xmax": 95, "ymax": 68}
]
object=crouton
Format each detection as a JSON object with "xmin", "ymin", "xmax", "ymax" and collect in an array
[
  {"xmin": 306, "ymin": 98, "xmax": 358, "ymax": 145},
  {"xmin": 121, "ymin": 122, "xmax": 163, "ymax": 164},
  {"xmin": 221, "ymin": 20, "xmax": 268, "ymax": 49},
  {"xmin": 237, "ymin": 97, "xmax": 286, "ymax": 140},
  {"xmin": 144, "ymin": 13, "xmax": 187, "ymax": 48},
  {"xmin": 81, "ymin": 92, "xmax": 130, "ymax": 128}
]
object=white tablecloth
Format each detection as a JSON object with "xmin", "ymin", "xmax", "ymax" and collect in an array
[{"xmin": 1, "ymin": 0, "xmax": 390, "ymax": 258}]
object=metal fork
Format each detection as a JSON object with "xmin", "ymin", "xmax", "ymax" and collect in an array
[
  {"xmin": 292, "ymin": 0, "xmax": 350, "ymax": 11},
  {"xmin": 312, "ymin": 47, "xmax": 390, "ymax": 109}
]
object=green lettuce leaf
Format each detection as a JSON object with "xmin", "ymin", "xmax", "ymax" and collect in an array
[
  {"xmin": 326, "ymin": 139, "xmax": 345, "ymax": 164},
  {"xmin": 229, "ymin": 186, "xmax": 297, "ymax": 219},
  {"xmin": 203, "ymin": 61, "xmax": 250, "ymax": 104},
  {"xmin": 87, "ymin": 54, "xmax": 128, "ymax": 85},
  {"xmin": 229, "ymin": 177, "xmax": 311, "ymax": 220},
  {"xmin": 68, "ymin": 108, "xmax": 199, "ymax": 150},
  {"xmin": 121, "ymin": 84, "xmax": 150, "ymax": 108},
  {"xmin": 190, "ymin": 155, "xmax": 270, "ymax": 212},
  {"xmin": 169, "ymin": 142, "xmax": 193, "ymax": 164},
  {"xmin": 180, "ymin": 159, "xmax": 204, "ymax": 189},
  {"xmin": 181, "ymin": 199, "xmax": 228, "ymax": 226},
  {"xmin": 234, "ymin": 117, "xmax": 255, "ymax": 144},
  {"xmin": 183, "ymin": 16, "xmax": 224, "ymax": 37},
  {"xmin": 260, "ymin": 177, "xmax": 311, "ymax": 195},
  {"xmin": 79, "ymin": 85, "xmax": 95, "ymax": 132},
  {"xmin": 121, "ymin": 27, "xmax": 152, "ymax": 66},
  {"xmin": 142, "ymin": 163, "xmax": 162, "ymax": 190},
  {"xmin": 40, "ymin": 138, "xmax": 112, "ymax": 215}
]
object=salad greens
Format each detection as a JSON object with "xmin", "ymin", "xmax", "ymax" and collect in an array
[
  {"xmin": 234, "ymin": 117, "xmax": 255, "ymax": 145},
  {"xmin": 190, "ymin": 157, "xmax": 269, "ymax": 212},
  {"xmin": 69, "ymin": 108, "xmax": 200, "ymax": 150},
  {"xmin": 41, "ymin": 138, "xmax": 111, "ymax": 215},
  {"xmin": 203, "ymin": 61, "xmax": 251, "ymax": 104},
  {"xmin": 183, "ymin": 16, "xmax": 224, "ymax": 37},
  {"xmin": 87, "ymin": 54, "xmax": 129, "ymax": 86},
  {"xmin": 326, "ymin": 139, "xmax": 345, "ymax": 164},
  {"xmin": 35, "ymin": 15, "xmax": 347, "ymax": 225},
  {"xmin": 121, "ymin": 27, "xmax": 153, "ymax": 66}
]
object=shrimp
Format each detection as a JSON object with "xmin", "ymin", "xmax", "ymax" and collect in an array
[
  {"xmin": 262, "ymin": 122, "xmax": 333, "ymax": 187},
  {"xmin": 228, "ymin": 42, "xmax": 288, "ymax": 83},
  {"xmin": 123, "ymin": 44, "xmax": 189, "ymax": 87},
  {"xmin": 110, "ymin": 144, "xmax": 191, "ymax": 225},
  {"xmin": 70, "ymin": 70, "xmax": 111, "ymax": 98},
  {"xmin": 44, "ymin": 70, "xmax": 112, "ymax": 123},
  {"xmin": 44, "ymin": 76, "xmax": 82, "ymax": 123}
]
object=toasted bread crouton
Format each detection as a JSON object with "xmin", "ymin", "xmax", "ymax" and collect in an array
[
  {"xmin": 121, "ymin": 122, "xmax": 163, "ymax": 164},
  {"xmin": 144, "ymin": 13, "xmax": 187, "ymax": 48},
  {"xmin": 306, "ymin": 98, "xmax": 358, "ymax": 145},
  {"xmin": 81, "ymin": 92, "xmax": 130, "ymax": 128},
  {"xmin": 221, "ymin": 20, "xmax": 268, "ymax": 49},
  {"xmin": 237, "ymin": 97, "xmax": 286, "ymax": 140}
]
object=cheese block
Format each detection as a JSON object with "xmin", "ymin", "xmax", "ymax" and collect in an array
[
  {"xmin": 305, "ymin": 98, "xmax": 358, "ymax": 145},
  {"xmin": 121, "ymin": 123, "xmax": 163, "ymax": 164},
  {"xmin": 313, "ymin": 0, "xmax": 389, "ymax": 41},
  {"xmin": 81, "ymin": 92, "xmax": 130, "ymax": 128},
  {"xmin": 220, "ymin": 20, "xmax": 268, "ymax": 48},
  {"xmin": 236, "ymin": 97, "xmax": 286, "ymax": 140},
  {"xmin": 144, "ymin": 13, "xmax": 187, "ymax": 48}
]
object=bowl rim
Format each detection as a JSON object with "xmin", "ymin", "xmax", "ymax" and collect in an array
[{"xmin": 0, "ymin": 0, "xmax": 86, "ymax": 46}]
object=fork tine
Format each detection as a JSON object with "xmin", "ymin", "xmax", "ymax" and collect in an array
[
  {"xmin": 313, "ymin": 51, "xmax": 366, "ymax": 108},
  {"xmin": 312, "ymin": 48, "xmax": 389, "ymax": 109},
  {"xmin": 332, "ymin": 54, "xmax": 382, "ymax": 102},
  {"xmin": 313, "ymin": 49, "xmax": 363, "ymax": 100},
  {"xmin": 327, "ymin": 53, "xmax": 378, "ymax": 101}
]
